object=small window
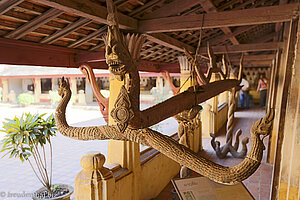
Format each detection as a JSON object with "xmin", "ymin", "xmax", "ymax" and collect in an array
[{"xmin": 41, "ymin": 78, "xmax": 52, "ymax": 94}]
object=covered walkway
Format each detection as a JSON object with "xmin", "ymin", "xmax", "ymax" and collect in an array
[{"xmin": 157, "ymin": 106, "xmax": 273, "ymax": 200}]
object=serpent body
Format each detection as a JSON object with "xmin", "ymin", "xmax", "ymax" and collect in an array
[{"xmin": 55, "ymin": 78, "xmax": 274, "ymax": 185}]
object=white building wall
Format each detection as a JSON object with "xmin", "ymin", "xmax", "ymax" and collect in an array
[{"xmin": 8, "ymin": 79, "xmax": 23, "ymax": 95}]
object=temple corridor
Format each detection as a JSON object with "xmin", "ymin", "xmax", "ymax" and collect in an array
[{"xmin": 157, "ymin": 106, "xmax": 273, "ymax": 200}]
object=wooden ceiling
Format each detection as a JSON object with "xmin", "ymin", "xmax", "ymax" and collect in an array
[{"xmin": 0, "ymin": 0, "xmax": 298, "ymax": 72}]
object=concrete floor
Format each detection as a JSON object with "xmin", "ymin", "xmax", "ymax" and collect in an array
[{"xmin": 156, "ymin": 107, "xmax": 273, "ymax": 200}]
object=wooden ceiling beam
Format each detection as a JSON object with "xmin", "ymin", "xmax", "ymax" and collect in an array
[
  {"xmin": 145, "ymin": 33, "xmax": 195, "ymax": 53},
  {"xmin": 142, "ymin": 0, "xmax": 201, "ymax": 19},
  {"xmin": 210, "ymin": 25, "xmax": 257, "ymax": 45},
  {"xmin": 68, "ymin": 26, "xmax": 107, "ymax": 48},
  {"xmin": 31, "ymin": 0, "xmax": 137, "ymax": 30},
  {"xmin": 231, "ymin": 60, "xmax": 272, "ymax": 67},
  {"xmin": 129, "ymin": 0, "xmax": 161, "ymax": 17},
  {"xmin": 138, "ymin": 3, "xmax": 300, "ymax": 33},
  {"xmin": 0, "ymin": 37, "xmax": 178, "ymax": 72},
  {"xmin": 5, "ymin": 8, "xmax": 64, "ymax": 39},
  {"xmin": 229, "ymin": 54, "xmax": 275, "ymax": 62},
  {"xmin": 0, "ymin": 0, "xmax": 25, "ymax": 15},
  {"xmin": 199, "ymin": 42, "xmax": 282, "ymax": 54},
  {"xmin": 138, "ymin": 0, "xmax": 198, "ymax": 56},
  {"xmin": 0, "ymin": 37, "xmax": 80, "ymax": 67},
  {"xmin": 198, "ymin": 0, "xmax": 239, "ymax": 45},
  {"xmin": 75, "ymin": 43, "xmax": 279, "ymax": 64},
  {"xmin": 41, "ymin": 17, "xmax": 92, "ymax": 44}
]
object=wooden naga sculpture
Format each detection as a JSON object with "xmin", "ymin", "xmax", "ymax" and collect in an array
[
  {"xmin": 80, "ymin": 64, "xmax": 109, "ymax": 123},
  {"xmin": 55, "ymin": 0, "xmax": 275, "ymax": 185},
  {"xmin": 210, "ymin": 54, "xmax": 250, "ymax": 158}
]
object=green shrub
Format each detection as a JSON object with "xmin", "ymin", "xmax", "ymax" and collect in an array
[
  {"xmin": 49, "ymin": 90, "xmax": 60, "ymax": 103},
  {"xmin": 17, "ymin": 93, "xmax": 35, "ymax": 105},
  {"xmin": 1, "ymin": 113, "xmax": 57, "ymax": 193}
]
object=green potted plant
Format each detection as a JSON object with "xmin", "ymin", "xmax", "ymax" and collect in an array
[
  {"xmin": 0, "ymin": 113, "xmax": 73, "ymax": 200},
  {"xmin": 17, "ymin": 93, "xmax": 35, "ymax": 106}
]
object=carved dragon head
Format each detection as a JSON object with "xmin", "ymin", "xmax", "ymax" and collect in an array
[
  {"xmin": 251, "ymin": 108, "xmax": 275, "ymax": 136},
  {"xmin": 105, "ymin": 0, "xmax": 133, "ymax": 81},
  {"xmin": 58, "ymin": 77, "xmax": 70, "ymax": 98}
]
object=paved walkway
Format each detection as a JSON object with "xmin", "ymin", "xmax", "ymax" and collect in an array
[
  {"xmin": 157, "ymin": 107, "xmax": 273, "ymax": 200},
  {"xmin": 0, "ymin": 103, "xmax": 178, "ymax": 200}
]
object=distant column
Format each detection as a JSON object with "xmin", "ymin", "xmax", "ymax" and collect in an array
[
  {"xmin": 85, "ymin": 78, "xmax": 93, "ymax": 103},
  {"xmin": 34, "ymin": 78, "xmax": 41, "ymax": 103},
  {"xmin": 2, "ymin": 79, "xmax": 9, "ymax": 102}
]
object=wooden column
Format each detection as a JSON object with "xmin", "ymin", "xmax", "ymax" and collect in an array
[
  {"xmin": 275, "ymin": 17, "xmax": 300, "ymax": 200},
  {"xmin": 201, "ymin": 102, "xmax": 214, "ymax": 138},
  {"xmin": 207, "ymin": 72, "xmax": 221, "ymax": 135},
  {"xmin": 178, "ymin": 56, "xmax": 202, "ymax": 151},
  {"xmin": 267, "ymin": 50, "xmax": 281, "ymax": 163},
  {"xmin": 271, "ymin": 17, "xmax": 300, "ymax": 200}
]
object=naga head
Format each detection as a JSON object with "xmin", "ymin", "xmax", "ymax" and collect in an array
[
  {"xmin": 251, "ymin": 108, "xmax": 275, "ymax": 136},
  {"xmin": 105, "ymin": 0, "xmax": 133, "ymax": 81},
  {"xmin": 58, "ymin": 77, "xmax": 70, "ymax": 98}
]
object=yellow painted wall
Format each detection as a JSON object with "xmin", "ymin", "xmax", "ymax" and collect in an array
[
  {"xmin": 112, "ymin": 173, "xmax": 134, "ymax": 200},
  {"xmin": 140, "ymin": 154, "xmax": 180, "ymax": 200}
]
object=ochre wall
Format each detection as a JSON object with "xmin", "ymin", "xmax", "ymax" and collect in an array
[{"xmin": 140, "ymin": 154, "xmax": 180, "ymax": 200}]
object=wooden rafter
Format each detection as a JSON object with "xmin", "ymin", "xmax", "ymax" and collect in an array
[
  {"xmin": 229, "ymin": 54, "xmax": 275, "ymax": 62},
  {"xmin": 129, "ymin": 0, "xmax": 161, "ymax": 17},
  {"xmin": 231, "ymin": 60, "xmax": 272, "ymax": 67},
  {"xmin": 140, "ymin": 0, "xmax": 199, "ymax": 56},
  {"xmin": 145, "ymin": 33, "xmax": 195, "ymax": 53},
  {"xmin": 211, "ymin": 25, "xmax": 257, "ymax": 45},
  {"xmin": 142, "ymin": 0, "xmax": 200, "ymax": 19},
  {"xmin": 0, "ymin": 0, "xmax": 24, "ymax": 15},
  {"xmin": 5, "ymin": 8, "xmax": 64, "ymax": 39},
  {"xmin": 198, "ymin": 0, "xmax": 240, "ymax": 45},
  {"xmin": 138, "ymin": 3, "xmax": 300, "ymax": 33},
  {"xmin": 41, "ymin": 17, "xmax": 92, "ymax": 44},
  {"xmin": 0, "ymin": 37, "xmax": 178, "ymax": 72},
  {"xmin": 199, "ymin": 42, "xmax": 282, "ymax": 54},
  {"xmin": 30, "ymin": 0, "xmax": 137, "ymax": 30},
  {"xmin": 68, "ymin": 26, "xmax": 107, "ymax": 48}
]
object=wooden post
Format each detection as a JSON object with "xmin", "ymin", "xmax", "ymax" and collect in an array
[
  {"xmin": 267, "ymin": 50, "xmax": 281, "ymax": 163},
  {"xmin": 201, "ymin": 103, "xmax": 214, "ymax": 138},
  {"xmin": 206, "ymin": 72, "xmax": 221, "ymax": 135},
  {"xmin": 274, "ymin": 16, "xmax": 300, "ymax": 200},
  {"xmin": 75, "ymin": 151, "xmax": 115, "ymax": 200},
  {"xmin": 271, "ymin": 17, "xmax": 300, "ymax": 200},
  {"xmin": 178, "ymin": 56, "xmax": 202, "ymax": 152}
]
